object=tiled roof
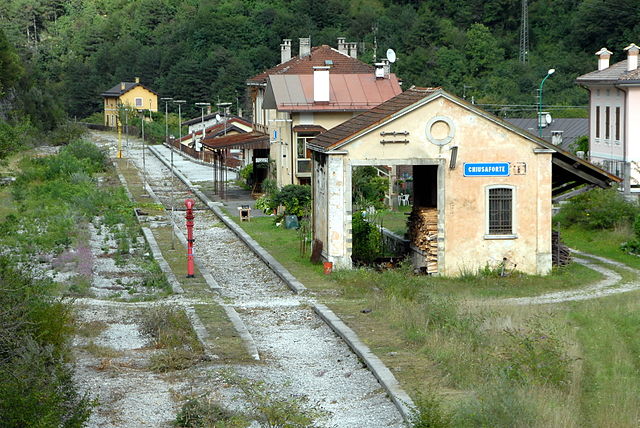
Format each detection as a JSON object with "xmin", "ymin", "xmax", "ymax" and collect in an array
[
  {"xmin": 182, "ymin": 112, "xmax": 222, "ymax": 126},
  {"xmin": 247, "ymin": 45, "xmax": 375, "ymax": 85},
  {"xmin": 310, "ymin": 87, "xmax": 439, "ymax": 149},
  {"xmin": 266, "ymin": 73, "xmax": 402, "ymax": 112},
  {"xmin": 504, "ymin": 118, "xmax": 588, "ymax": 150},
  {"xmin": 100, "ymin": 82, "xmax": 158, "ymax": 97},
  {"xmin": 576, "ymin": 60, "xmax": 640, "ymax": 83},
  {"xmin": 202, "ymin": 131, "xmax": 269, "ymax": 150}
]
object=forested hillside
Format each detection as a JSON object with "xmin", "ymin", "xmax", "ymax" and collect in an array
[{"xmin": 1, "ymin": 0, "xmax": 639, "ymax": 119}]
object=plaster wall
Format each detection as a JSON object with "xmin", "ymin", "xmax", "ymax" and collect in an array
[
  {"xmin": 313, "ymin": 152, "xmax": 329, "ymax": 252},
  {"xmin": 588, "ymin": 85, "xmax": 625, "ymax": 164},
  {"xmin": 324, "ymin": 96, "xmax": 552, "ymax": 275},
  {"xmin": 119, "ymin": 86, "xmax": 158, "ymax": 112},
  {"xmin": 291, "ymin": 112, "xmax": 356, "ymax": 129},
  {"xmin": 626, "ymin": 87, "xmax": 640, "ymax": 185}
]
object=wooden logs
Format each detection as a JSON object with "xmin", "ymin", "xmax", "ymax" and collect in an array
[
  {"xmin": 552, "ymin": 230, "xmax": 572, "ymax": 266},
  {"xmin": 408, "ymin": 207, "xmax": 438, "ymax": 274}
]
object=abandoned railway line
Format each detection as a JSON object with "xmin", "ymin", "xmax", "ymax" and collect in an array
[{"xmin": 87, "ymin": 131, "xmax": 406, "ymax": 427}]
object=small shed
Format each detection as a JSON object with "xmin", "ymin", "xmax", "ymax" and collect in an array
[{"xmin": 308, "ymin": 87, "xmax": 620, "ymax": 276}]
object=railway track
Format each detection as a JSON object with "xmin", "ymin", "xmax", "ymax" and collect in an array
[{"xmin": 90, "ymin": 131, "xmax": 406, "ymax": 427}]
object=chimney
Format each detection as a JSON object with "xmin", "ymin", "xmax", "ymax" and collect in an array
[
  {"xmin": 299, "ymin": 37, "xmax": 311, "ymax": 58},
  {"xmin": 348, "ymin": 42, "xmax": 358, "ymax": 58},
  {"xmin": 135, "ymin": 76, "xmax": 140, "ymax": 84},
  {"xmin": 624, "ymin": 43, "xmax": 639, "ymax": 71},
  {"xmin": 280, "ymin": 39, "xmax": 292, "ymax": 64},
  {"xmin": 337, "ymin": 37, "xmax": 348, "ymax": 55},
  {"xmin": 551, "ymin": 130, "xmax": 564, "ymax": 146},
  {"xmin": 374, "ymin": 63, "xmax": 385, "ymax": 79},
  {"xmin": 595, "ymin": 47, "xmax": 613, "ymax": 71},
  {"xmin": 207, "ymin": 105, "xmax": 212, "ymax": 115},
  {"xmin": 120, "ymin": 82, "xmax": 126, "ymax": 91},
  {"xmin": 313, "ymin": 66, "xmax": 330, "ymax": 102},
  {"xmin": 382, "ymin": 58, "xmax": 390, "ymax": 78}
]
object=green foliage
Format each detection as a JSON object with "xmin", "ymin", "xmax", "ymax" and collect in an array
[
  {"xmin": 454, "ymin": 382, "xmax": 537, "ymax": 428},
  {"xmin": 352, "ymin": 211, "xmax": 383, "ymax": 263},
  {"xmin": 569, "ymin": 135, "xmax": 589, "ymax": 155},
  {"xmin": 0, "ymin": 28, "xmax": 23, "ymax": 97},
  {"xmin": 0, "ymin": 259, "xmax": 93, "ymax": 427},
  {"xmin": 556, "ymin": 188, "xmax": 639, "ymax": 229},
  {"xmin": 411, "ymin": 390, "xmax": 453, "ymax": 428},
  {"xmin": 175, "ymin": 395, "xmax": 249, "ymax": 428},
  {"xmin": 239, "ymin": 163, "xmax": 253, "ymax": 183},
  {"xmin": 0, "ymin": 119, "xmax": 36, "ymax": 160},
  {"xmin": 352, "ymin": 166, "xmax": 388, "ymax": 210},
  {"xmin": 140, "ymin": 305, "xmax": 203, "ymax": 372},
  {"xmin": 0, "ymin": 139, "xmax": 133, "ymax": 258},
  {"xmin": 620, "ymin": 214, "xmax": 640, "ymax": 255},
  {"xmin": 272, "ymin": 184, "xmax": 311, "ymax": 218},
  {"xmin": 499, "ymin": 318, "xmax": 572, "ymax": 388},
  {"xmin": 221, "ymin": 370, "xmax": 327, "ymax": 428}
]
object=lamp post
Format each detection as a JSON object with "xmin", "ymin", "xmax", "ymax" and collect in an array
[
  {"xmin": 169, "ymin": 100, "xmax": 186, "ymax": 249},
  {"xmin": 538, "ymin": 68, "xmax": 555, "ymax": 138},
  {"xmin": 195, "ymin": 102, "xmax": 210, "ymax": 154}
]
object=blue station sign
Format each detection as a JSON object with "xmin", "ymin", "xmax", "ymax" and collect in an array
[{"xmin": 463, "ymin": 162, "xmax": 510, "ymax": 177}]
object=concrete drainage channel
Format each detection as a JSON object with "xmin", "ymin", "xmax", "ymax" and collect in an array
[
  {"xmin": 147, "ymin": 144, "xmax": 415, "ymax": 422},
  {"xmin": 98, "ymin": 131, "xmax": 414, "ymax": 426}
]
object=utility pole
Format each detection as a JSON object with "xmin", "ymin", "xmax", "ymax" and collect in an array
[{"xmin": 171, "ymin": 99, "xmax": 186, "ymax": 250}]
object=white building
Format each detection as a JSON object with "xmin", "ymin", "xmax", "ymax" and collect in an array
[{"xmin": 576, "ymin": 43, "xmax": 640, "ymax": 191}]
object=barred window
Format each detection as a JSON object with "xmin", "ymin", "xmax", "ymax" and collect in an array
[{"xmin": 488, "ymin": 187, "xmax": 513, "ymax": 235}]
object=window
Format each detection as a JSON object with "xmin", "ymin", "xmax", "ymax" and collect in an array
[
  {"xmin": 296, "ymin": 132, "xmax": 316, "ymax": 176},
  {"xmin": 595, "ymin": 106, "xmax": 600, "ymax": 138},
  {"xmin": 605, "ymin": 106, "xmax": 610, "ymax": 140},
  {"xmin": 615, "ymin": 107, "xmax": 621, "ymax": 141},
  {"xmin": 487, "ymin": 187, "xmax": 513, "ymax": 236},
  {"xmin": 135, "ymin": 97, "xmax": 143, "ymax": 107}
]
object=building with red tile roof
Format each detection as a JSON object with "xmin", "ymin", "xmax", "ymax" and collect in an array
[{"xmin": 246, "ymin": 37, "xmax": 402, "ymax": 187}]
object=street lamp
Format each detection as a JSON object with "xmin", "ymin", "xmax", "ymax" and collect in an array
[
  {"xmin": 171, "ymin": 99, "xmax": 186, "ymax": 250},
  {"xmin": 538, "ymin": 68, "xmax": 555, "ymax": 138},
  {"xmin": 195, "ymin": 102, "xmax": 210, "ymax": 153}
]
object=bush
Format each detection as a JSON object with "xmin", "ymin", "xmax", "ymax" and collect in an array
[
  {"xmin": 410, "ymin": 390, "xmax": 453, "ymax": 428},
  {"xmin": 352, "ymin": 211, "xmax": 383, "ymax": 263},
  {"xmin": 0, "ymin": 259, "xmax": 93, "ymax": 427},
  {"xmin": 353, "ymin": 166, "xmax": 389, "ymax": 210},
  {"xmin": 272, "ymin": 184, "xmax": 311, "ymax": 218},
  {"xmin": 621, "ymin": 214, "xmax": 640, "ymax": 254},
  {"xmin": 556, "ymin": 188, "xmax": 638, "ymax": 229}
]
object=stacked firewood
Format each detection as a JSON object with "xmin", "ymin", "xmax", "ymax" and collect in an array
[
  {"xmin": 552, "ymin": 230, "xmax": 572, "ymax": 266},
  {"xmin": 408, "ymin": 207, "xmax": 438, "ymax": 273}
]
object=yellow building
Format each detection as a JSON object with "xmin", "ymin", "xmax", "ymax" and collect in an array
[{"xmin": 101, "ymin": 77, "xmax": 158, "ymax": 127}]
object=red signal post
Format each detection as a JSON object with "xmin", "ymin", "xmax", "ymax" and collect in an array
[{"xmin": 185, "ymin": 199, "xmax": 195, "ymax": 278}]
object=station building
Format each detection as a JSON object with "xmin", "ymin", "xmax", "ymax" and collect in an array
[{"xmin": 309, "ymin": 87, "xmax": 620, "ymax": 276}]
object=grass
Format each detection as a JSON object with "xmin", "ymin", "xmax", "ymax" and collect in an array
[
  {"xmin": 561, "ymin": 224, "xmax": 640, "ymax": 270},
  {"xmin": 139, "ymin": 305, "xmax": 204, "ymax": 372},
  {"xmin": 224, "ymin": 210, "xmax": 640, "ymax": 427},
  {"xmin": 372, "ymin": 205, "xmax": 413, "ymax": 236}
]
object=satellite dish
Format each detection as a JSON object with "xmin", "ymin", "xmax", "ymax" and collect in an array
[
  {"xmin": 545, "ymin": 113, "xmax": 552, "ymax": 125},
  {"xmin": 386, "ymin": 48, "xmax": 396, "ymax": 63},
  {"xmin": 215, "ymin": 114, "xmax": 221, "ymax": 122}
]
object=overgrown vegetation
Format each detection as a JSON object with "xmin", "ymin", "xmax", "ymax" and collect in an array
[
  {"xmin": 0, "ymin": 259, "xmax": 93, "ymax": 427},
  {"xmin": 140, "ymin": 305, "xmax": 204, "ymax": 372},
  {"xmin": 353, "ymin": 166, "xmax": 389, "ymax": 210},
  {"xmin": 555, "ymin": 188, "xmax": 639, "ymax": 230},
  {"xmin": 352, "ymin": 211, "xmax": 383, "ymax": 264},
  {"xmin": 175, "ymin": 370, "xmax": 327, "ymax": 428}
]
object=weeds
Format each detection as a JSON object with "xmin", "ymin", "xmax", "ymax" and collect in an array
[
  {"xmin": 175, "ymin": 394, "xmax": 249, "ymax": 427},
  {"xmin": 140, "ymin": 305, "xmax": 203, "ymax": 372},
  {"xmin": 410, "ymin": 389, "xmax": 453, "ymax": 428},
  {"xmin": 499, "ymin": 317, "xmax": 572, "ymax": 388}
]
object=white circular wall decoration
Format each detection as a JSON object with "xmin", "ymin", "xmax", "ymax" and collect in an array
[{"xmin": 425, "ymin": 116, "xmax": 455, "ymax": 146}]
